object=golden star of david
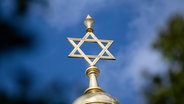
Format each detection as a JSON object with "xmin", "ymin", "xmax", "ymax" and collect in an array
[{"xmin": 67, "ymin": 32, "xmax": 115, "ymax": 66}]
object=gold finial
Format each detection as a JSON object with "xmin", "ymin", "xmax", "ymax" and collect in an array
[
  {"xmin": 84, "ymin": 66, "xmax": 104, "ymax": 94},
  {"xmin": 84, "ymin": 15, "xmax": 94, "ymax": 32},
  {"xmin": 68, "ymin": 14, "xmax": 115, "ymax": 66},
  {"xmin": 68, "ymin": 15, "xmax": 119, "ymax": 104}
]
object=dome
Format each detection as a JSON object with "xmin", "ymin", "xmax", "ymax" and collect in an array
[{"xmin": 73, "ymin": 92, "xmax": 119, "ymax": 104}]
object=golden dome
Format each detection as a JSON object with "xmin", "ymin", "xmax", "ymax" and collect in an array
[
  {"xmin": 73, "ymin": 92, "xmax": 119, "ymax": 104},
  {"xmin": 73, "ymin": 66, "xmax": 119, "ymax": 104}
]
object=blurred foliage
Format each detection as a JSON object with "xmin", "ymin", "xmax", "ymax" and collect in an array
[
  {"xmin": 0, "ymin": 0, "xmax": 69, "ymax": 104},
  {"xmin": 145, "ymin": 15, "xmax": 184, "ymax": 104},
  {"xmin": 0, "ymin": 21, "xmax": 32, "ymax": 53},
  {"xmin": 0, "ymin": 67, "xmax": 46, "ymax": 104},
  {"xmin": 15, "ymin": 0, "xmax": 47, "ymax": 15}
]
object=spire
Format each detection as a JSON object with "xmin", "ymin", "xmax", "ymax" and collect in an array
[
  {"xmin": 67, "ymin": 14, "xmax": 119, "ymax": 104},
  {"xmin": 84, "ymin": 66, "xmax": 104, "ymax": 94}
]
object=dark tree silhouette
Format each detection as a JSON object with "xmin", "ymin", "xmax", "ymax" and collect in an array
[
  {"xmin": 0, "ymin": 21, "xmax": 32, "ymax": 53},
  {"xmin": 0, "ymin": 0, "xmax": 69, "ymax": 104},
  {"xmin": 144, "ymin": 15, "xmax": 184, "ymax": 104}
]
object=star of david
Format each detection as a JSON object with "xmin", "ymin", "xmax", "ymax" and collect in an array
[{"xmin": 67, "ymin": 32, "xmax": 115, "ymax": 66}]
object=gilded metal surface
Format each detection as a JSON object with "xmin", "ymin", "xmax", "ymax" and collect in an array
[
  {"xmin": 86, "ymin": 28, "xmax": 94, "ymax": 32},
  {"xmin": 67, "ymin": 15, "xmax": 115, "ymax": 66},
  {"xmin": 73, "ymin": 92, "xmax": 120, "ymax": 104},
  {"xmin": 84, "ymin": 15, "xmax": 94, "ymax": 29},
  {"xmin": 84, "ymin": 66, "xmax": 104, "ymax": 94},
  {"xmin": 69, "ymin": 15, "xmax": 119, "ymax": 104},
  {"xmin": 86, "ymin": 102, "xmax": 111, "ymax": 104},
  {"xmin": 86, "ymin": 66, "xmax": 100, "ymax": 77},
  {"xmin": 67, "ymin": 32, "xmax": 115, "ymax": 66},
  {"xmin": 84, "ymin": 87, "xmax": 104, "ymax": 94}
]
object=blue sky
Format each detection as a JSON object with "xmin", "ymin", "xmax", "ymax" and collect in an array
[{"xmin": 1, "ymin": 0, "xmax": 184, "ymax": 104}]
